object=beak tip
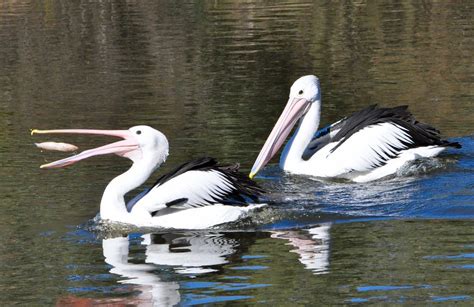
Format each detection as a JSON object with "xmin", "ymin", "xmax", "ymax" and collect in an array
[
  {"xmin": 31, "ymin": 129, "xmax": 38, "ymax": 136},
  {"xmin": 249, "ymin": 172, "xmax": 256, "ymax": 179}
]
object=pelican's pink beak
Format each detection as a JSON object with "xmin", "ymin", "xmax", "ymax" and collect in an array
[
  {"xmin": 249, "ymin": 97, "xmax": 310, "ymax": 178},
  {"xmin": 31, "ymin": 129, "xmax": 140, "ymax": 169}
]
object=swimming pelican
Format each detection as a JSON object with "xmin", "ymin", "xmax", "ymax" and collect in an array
[
  {"xmin": 250, "ymin": 75, "xmax": 461, "ymax": 182},
  {"xmin": 32, "ymin": 126, "xmax": 264, "ymax": 229}
]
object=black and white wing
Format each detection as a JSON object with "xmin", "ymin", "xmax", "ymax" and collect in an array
[
  {"xmin": 303, "ymin": 105, "xmax": 461, "ymax": 170},
  {"xmin": 126, "ymin": 157, "xmax": 264, "ymax": 215},
  {"xmin": 301, "ymin": 117, "xmax": 346, "ymax": 160}
]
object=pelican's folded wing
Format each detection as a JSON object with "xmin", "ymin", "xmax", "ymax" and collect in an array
[
  {"xmin": 302, "ymin": 118, "xmax": 345, "ymax": 160},
  {"xmin": 303, "ymin": 105, "xmax": 461, "ymax": 172},
  {"xmin": 126, "ymin": 157, "xmax": 264, "ymax": 215}
]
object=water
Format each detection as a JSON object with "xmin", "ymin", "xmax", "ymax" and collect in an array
[{"xmin": 0, "ymin": 0, "xmax": 473, "ymax": 305}]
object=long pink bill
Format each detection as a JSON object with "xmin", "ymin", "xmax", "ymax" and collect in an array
[
  {"xmin": 31, "ymin": 129, "xmax": 140, "ymax": 169},
  {"xmin": 249, "ymin": 97, "xmax": 310, "ymax": 178}
]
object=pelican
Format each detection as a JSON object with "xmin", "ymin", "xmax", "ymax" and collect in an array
[
  {"xmin": 250, "ymin": 75, "xmax": 461, "ymax": 182},
  {"xmin": 32, "ymin": 126, "xmax": 264, "ymax": 229}
]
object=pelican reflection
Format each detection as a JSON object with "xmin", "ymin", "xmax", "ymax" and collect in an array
[
  {"xmin": 271, "ymin": 224, "xmax": 331, "ymax": 274},
  {"xmin": 102, "ymin": 231, "xmax": 240, "ymax": 305}
]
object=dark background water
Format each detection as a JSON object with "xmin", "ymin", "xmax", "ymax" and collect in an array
[{"xmin": 0, "ymin": 1, "xmax": 473, "ymax": 305}]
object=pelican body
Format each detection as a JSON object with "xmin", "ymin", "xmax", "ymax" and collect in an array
[
  {"xmin": 33, "ymin": 126, "xmax": 264, "ymax": 229},
  {"xmin": 250, "ymin": 75, "xmax": 461, "ymax": 182}
]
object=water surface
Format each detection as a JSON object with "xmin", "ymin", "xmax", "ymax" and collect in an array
[{"xmin": 0, "ymin": 0, "xmax": 473, "ymax": 305}]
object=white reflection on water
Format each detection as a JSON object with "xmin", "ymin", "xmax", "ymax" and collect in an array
[
  {"xmin": 102, "ymin": 232, "xmax": 239, "ymax": 304},
  {"xmin": 103, "ymin": 236, "xmax": 181, "ymax": 306},
  {"xmin": 271, "ymin": 224, "xmax": 331, "ymax": 274},
  {"xmin": 142, "ymin": 233, "xmax": 238, "ymax": 274}
]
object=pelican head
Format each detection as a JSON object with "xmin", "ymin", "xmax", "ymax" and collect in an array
[
  {"xmin": 289, "ymin": 75, "xmax": 321, "ymax": 102},
  {"xmin": 249, "ymin": 75, "xmax": 321, "ymax": 178},
  {"xmin": 32, "ymin": 125, "xmax": 169, "ymax": 169}
]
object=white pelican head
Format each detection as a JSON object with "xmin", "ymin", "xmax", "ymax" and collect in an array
[
  {"xmin": 32, "ymin": 125, "xmax": 169, "ymax": 169},
  {"xmin": 250, "ymin": 75, "xmax": 321, "ymax": 178}
]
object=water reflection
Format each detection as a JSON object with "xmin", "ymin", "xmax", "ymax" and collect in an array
[
  {"xmin": 103, "ymin": 236, "xmax": 181, "ymax": 306},
  {"xmin": 101, "ymin": 232, "xmax": 241, "ymax": 305},
  {"xmin": 101, "ymin": 228, "xmax": 333, "ymax": 304},
  {"xmin": 1, "ymin": 0, "xmax": 473, "ymax": 305},
  {"xmin": 51, "ymin": 219, "xmax": 474, "ymax": 305},
  {"xmin": 141, "ymin": 233, "xmax": 238, "ymax": 274},
  {"xmin": 271, "ymin": 224, "xmax": 331, "ymax": 275}
]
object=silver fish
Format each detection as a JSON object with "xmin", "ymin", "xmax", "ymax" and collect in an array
[{"xmin": 35, "ymin": 142, "xmax": 79, "ymax": 152}]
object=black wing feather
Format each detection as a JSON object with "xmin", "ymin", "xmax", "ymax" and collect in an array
[
  {"xmin": 303, "ymin": 104, "xmax": 461, "ymax": 161},
  {"xmin": 152, "ymin": 157, "xmax": 217, "ymax": 188},
  {"xmin": 302, "ymin": 119, "xmax": 345, "ymax": 160},
  {"xmin": 126, "ymin": 157, "xmax": 264, "ymax": 212},
  {"xmin": 165, "ymin": 198, "xmax": 189, "ymax": 208}
]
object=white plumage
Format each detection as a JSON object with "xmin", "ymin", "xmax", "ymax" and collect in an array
[
  {"xmin": 138, "ymin": 170, "xmax": 239, "ymax": 211},
  {"xmin": 250, "ymin": 75, "xmax": 461, "ymax": 182},
  {"xmin": 33, "ymin": 126, "xmax": 264, "ymax": 229}
]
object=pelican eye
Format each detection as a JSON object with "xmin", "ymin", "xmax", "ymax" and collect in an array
[
  {"xmin": 298, "ymin": 90, "xmax": 304, "ymax": 95},
  {"xmin": 136, "ymin": 130, "xmax": 141, "ymax": 135}
]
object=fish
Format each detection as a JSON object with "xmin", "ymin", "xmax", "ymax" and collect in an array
[{"xmin": 35, "ymin": 142, "xmax": 78, "ymax": 152}]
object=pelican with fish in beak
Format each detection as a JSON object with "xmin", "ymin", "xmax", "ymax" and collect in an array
[{"xmin": 32, "ymin": 126, "xmax": 264, "ymax": 229}]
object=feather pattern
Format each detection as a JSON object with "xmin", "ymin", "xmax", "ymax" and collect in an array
[
  {"xmin": 303, "ymin": 105, "xmax": 461, "ymax": 165},
  {"xmin": 126, "ymin": 157, "xmax": 264, "ymax": 214}
]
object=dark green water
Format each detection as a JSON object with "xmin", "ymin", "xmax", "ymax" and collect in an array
[{"xmin": 0, "ymin": 1, "xmax": 473, "ymax": 305}]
